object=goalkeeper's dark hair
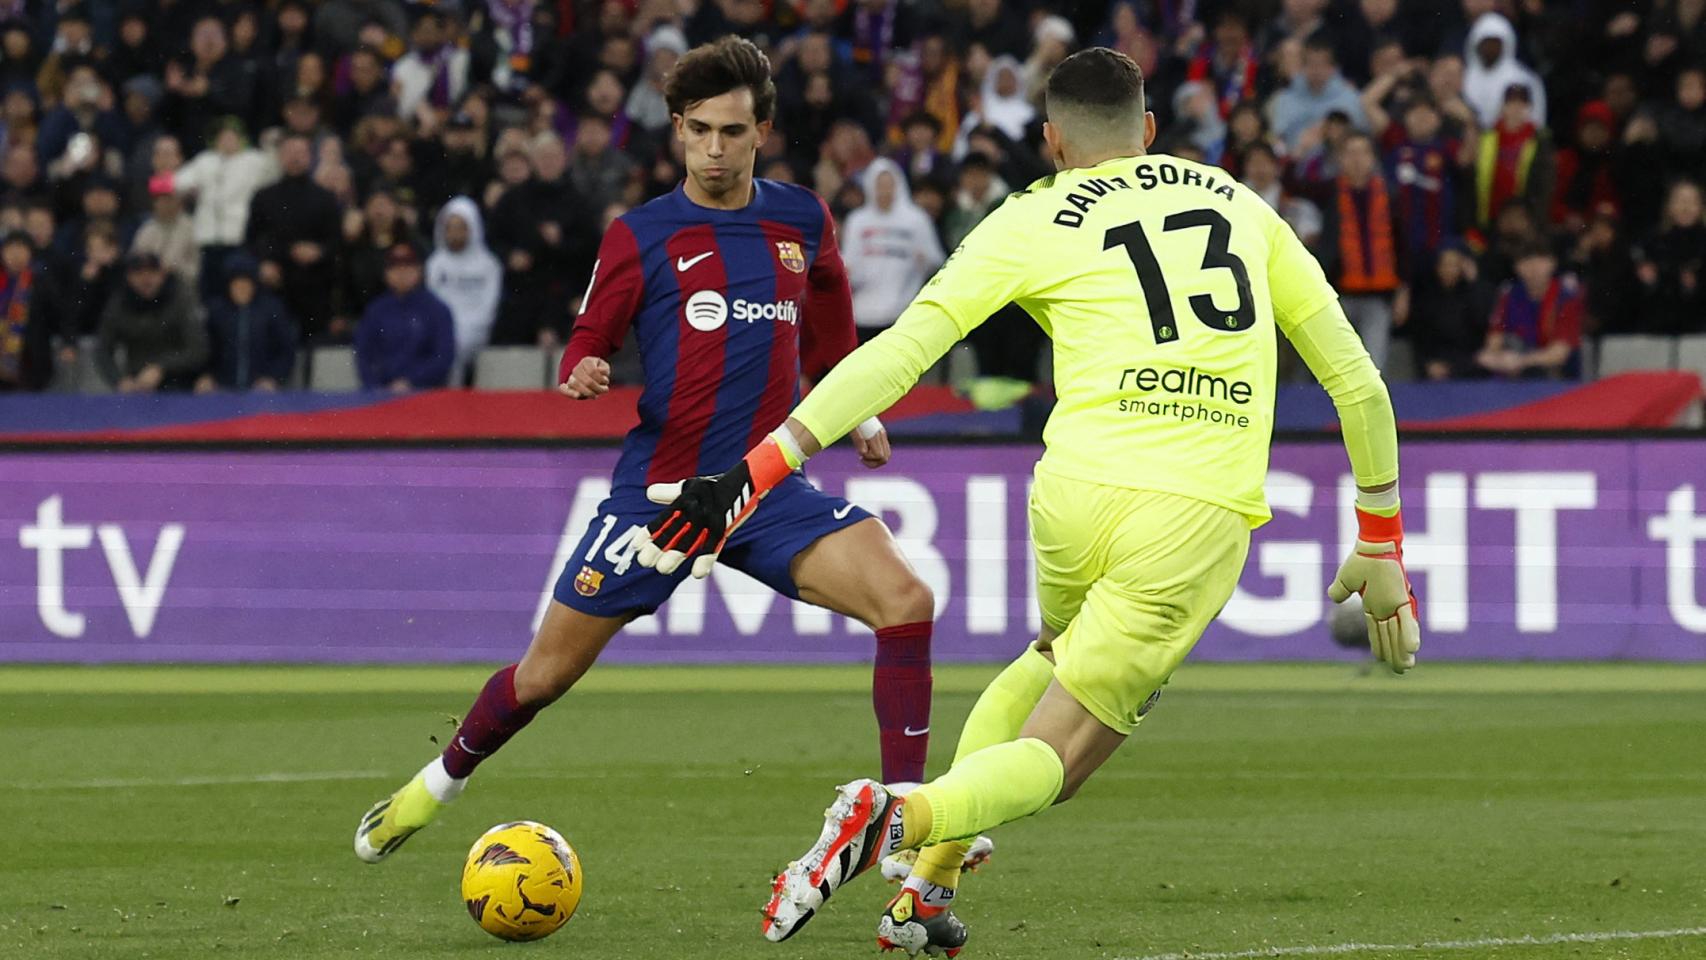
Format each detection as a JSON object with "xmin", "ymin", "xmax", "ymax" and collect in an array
[
  {"xmin": 666, "ymin": 35, "xmax": 777, "ymax": 123},
  {"xmin": 1045, "ymin": 47, "xmax": 1146, "ymax": 118}
]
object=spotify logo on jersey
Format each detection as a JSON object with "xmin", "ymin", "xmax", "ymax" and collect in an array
[{"xmin": 684, "ymin": 290, "xmax": 729, "ymax": 331}]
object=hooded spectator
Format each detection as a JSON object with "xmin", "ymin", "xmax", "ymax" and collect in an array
[
  {"xmin": 97, "ymin": 250, "xmax": 208, "ymax": 392},
  {"xmin": 356, "ymin": 241, "xmax": 455, "ymax": 391},
  {"xmin": 959, "ymin": 55, "xmax": 1034, "ymax": 146},
  {"xmin": 427, "ymin": 196, "xmax": 502, "ymax": 383},
  {"xmin": 198, "ymin": 252, "xmax": 297, "ymax": 392},
  {"xmin": 246, "ymin": 133, "xmax": 341, "ymax": 339},
  {"xmin": 1462, "ymin": 12, "xmax": 1546, "ymax": 128},
  {"xmin": 842, "ymin": 158, "xmax": 944, "ymax": 339},
  {"xmin": 1551, "ymin": 101, "xmax": 1622, "ymax": 233}
]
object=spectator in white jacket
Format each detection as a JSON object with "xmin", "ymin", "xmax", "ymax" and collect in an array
[
  {"xmin": 841, "ymin": 157, "xmax": 945, "ymax": 340},
  {"xmin": 426, "ymin": 196, "xmax": 502, "ymax": 385},
  {"xmin": 159, "ymin": 117, "xmax": 277, "ymax": 302}
]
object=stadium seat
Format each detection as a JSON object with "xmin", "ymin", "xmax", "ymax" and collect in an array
[
  {"xmin": 309, "ymin": 346, "xmax": 361, "ymax": 391},
  {"xmin": 1676, "ymin": 335, "xmax": 1706, "ymax": 385},
  {"xmin": 1595, "ymin": 335, "xmax": 1676, "ymax": 378},
  {"xmin": 474, "ymin": 347, "xmax": 550, "ymax": 390}
]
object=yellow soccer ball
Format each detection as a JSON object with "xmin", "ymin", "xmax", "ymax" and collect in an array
[{"xmin": 460, "ymin": 821, "xmax": 584, "ymax": 942}]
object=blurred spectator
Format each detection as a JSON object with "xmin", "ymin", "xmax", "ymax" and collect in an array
[
  {"xmin": 97, "ymin": 250, "xmax": 208, "ymax": 393},
  {"xmin": 1462, "ymin": 12, "xmax": 1546, "ymax": 128},
  {"xmin": 1319, "ymin": 132, "xmax": 1402, "ymax": 368},
  {"xmin": 1651, "ymin": 65, "xmax": 1706, "ymax": 181},
  {"xmin": 41, "ymin": 221, "xmax": 120, "ymax": 360},
  {"xmin": 1, "ymin": 142, "xmax": 45, "ymax": 206},
  {"xmin": 1268, "ymin": 34, "xmax": 1366, "ymax": 153},
  {"xmin": 943, "ymin": 152, "xmax": 1007, "ymax": 250},
  {"xmin": 567, "ymin": 114, "xmax": 636, "ymax": 214},
  {"xmin": 1478, "ymin": 243, "xmax": 1582, "ymax": 379},
  {"xmin": 427, "ymin": 196, "xmax": 502, "ymax": 384},
  {"xmin": 315, "ymin": 0, "xmax": 409, "ymax": 55},
  {"xmin": 891, "ymin": 111, "xmax": 951, "ymax": 184},
  {"xmin": 487, "ymin": 132, "xmax": 597, "ymax": 346},
  {"xmin": 1410, "ymin": 243, "xmax": 1494, "ymax": 380},
  {"xmin": 1551, "ymin": 101, "xmax": 1622, "ymax": 234},
  {"xmin": 0, "ymin": 230, "xmax": 49, "ymax": 392},
  {"xmin": 131, "ymin": 175, "xmax": 197, "ymax": 289},
  {"xmin": 38, "ymin": 64, "xmax": 123, "ymax": 168},
  {"xmin": 356, "ymin": 242, "xmax": 455, "ymax": 392},
  {"xmin": 1183, "ymin": 10, "xmax": 1259, "ymax": 120},
  {"xmin": 53, "ymin": 178, "xmax": 126, "ymax": 258},
  {"xmin": 1632, "ymin": 180, "xmax": 1706, "ymax": 335},
  {"xmin": 0, "ymin": 85, "xmax": 40, "ymax": 158},
  {"xmin": 245, "ymin": 134, "xmax": 341, "ymax": 340},
  {"xmin": 1385, "ymin": 97, "xmax": 1464, "ymax": 282},
  {"xmin": 1241, "ymin": 142, "xmax": 1322, "ymax": 248},
  {"xmin": 197, "ymin": 253, "xmax": 297, "ymax": 393},
  {"xmin": 0, "ymin": 24, "xmax": 40, "ymax": 94},
  {"xmin": 163, "ymin": 17, "xmax": 259, "ymax": 152},
  {"xmin": 333, "ymin": 47, "xmax": 398, "ymax": 135},
  {"xmin": 394, "ymin": 11, "xmax": 469, "ymax": 120},
  {"xmin": 339, "ymin": 187, "xmax": 423, "ymax": 334},
  {"xmin": 954, "ymin": 0, "xmax": 1028, "ymax": 59},
  {"xmin": 1471, "ymin": 85, "xmax": 1553, "ymax": 240},
  {"xmin": 165, "ymin": 118, "xmax": 279, "ymax": 303},
  {"xmin": 959, "ymin": 56, "xmax": 1034, "ymax": 146},
  {"xmin": 34, "ymin": 6, "xmax": 93, "ymax": 108},
  {"xmin": 627, "ymin": 27, "xmax": 686, "ymax": 136},
  {"xmin": 1023, "ymin": 16, "xmax": 1075, "ymax": 106},
  {"xmin": 842, "ymin": 158, "xmax": 944, "ymax": 340},
  {"xmin": 1568, "ymin": 204, "xmax": 1636, "ymax": 335}
]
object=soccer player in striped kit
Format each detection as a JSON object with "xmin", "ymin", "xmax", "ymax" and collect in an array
[{"xmin": 355, "ymin": 37, "xmax": 989, "ymax": 877}]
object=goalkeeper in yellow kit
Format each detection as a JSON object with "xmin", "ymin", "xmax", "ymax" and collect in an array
[{"xmin": 637, "ymin": 47, "xmax": 1421, "ymax": 956}]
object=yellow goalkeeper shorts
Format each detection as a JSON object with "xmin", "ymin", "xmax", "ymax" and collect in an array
[{"xmin": 1030, "ymin": 468, "xmax": 1251, "ymax": 735}]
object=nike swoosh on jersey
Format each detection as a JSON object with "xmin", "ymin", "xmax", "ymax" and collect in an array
[
  {"xmin": 456, "ymin": 736, "xmax": 488, "ymax": 756},
  {"xmin": 676, "ymin": 251, "xmax": 714, "ymax": 271},
  {"xmin": 833, "ymin": 505, "xmax": 854, "ymax": 520},
  {"xmin": 903, "ymin": 726, "xmax": 930, "ymax": 736}
]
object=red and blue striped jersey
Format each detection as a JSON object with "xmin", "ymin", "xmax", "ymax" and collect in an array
[{"xmin": 559, "ymin": 179, "xmax": 856, "ymax": 491}]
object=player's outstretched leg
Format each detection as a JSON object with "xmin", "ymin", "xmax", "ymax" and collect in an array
[
  {"xmin": 881, "ymin": 643, "xmax": 1054, "ymax": 885},
  {"xmin": 354, "ymin": 602, "xmax": 624, "ymax": 863},
  {"xmin": 764, "ymin": 678, "xmax": 1124, "ymax": 943}
]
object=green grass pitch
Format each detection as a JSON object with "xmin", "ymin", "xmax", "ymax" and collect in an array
[{"xmin": 3, "ymin": 662, "xmax": 1704, "ymax": 960}]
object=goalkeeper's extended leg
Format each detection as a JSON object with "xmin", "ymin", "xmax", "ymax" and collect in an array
[
  {"xmin": 764, "ymin": 678, "xmax": 1123, "ymax": 942},
  {"xmin": 355, "ymin": 602, "xmax": 624, "ymax": 863},
  {"xmin": 881, "ymin": 642, "xmax": 1055, "ymax": 885}
]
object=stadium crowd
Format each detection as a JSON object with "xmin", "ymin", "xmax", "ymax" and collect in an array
[{"xmin": 0, "ymin": 0, "xmax": 1702, "ymax": 396}]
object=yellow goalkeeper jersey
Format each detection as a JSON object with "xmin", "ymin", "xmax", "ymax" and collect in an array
[
  {"xmin": 919, "ymin": 153, "xmax": 1350, "ymax": 524},
  {"xmin": 791, "ymin": 152, "xmax": 1393, "ymax": 526}
]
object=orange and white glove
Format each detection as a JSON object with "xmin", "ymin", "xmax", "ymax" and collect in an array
[{"xmin": 1328, "ymin": 504, "xmax": 1422, "ymax": 674}]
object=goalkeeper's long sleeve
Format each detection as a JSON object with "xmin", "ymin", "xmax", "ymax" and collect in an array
[
  {"xmin": 1283, "ymin": 301, "xmax": 1399, "ymax": 490},
  {"xmin": 790, "ymin": 302, "xmax": 969, "ymax": 450}
]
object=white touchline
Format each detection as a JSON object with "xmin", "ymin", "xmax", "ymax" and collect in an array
[
  {"xmin": 19, "ymin": 770, "xmax": 387, "ymax": 790},
  {"xmin": 1119, "ymin": 926, "xmax": 1706, "ymax": 960}
]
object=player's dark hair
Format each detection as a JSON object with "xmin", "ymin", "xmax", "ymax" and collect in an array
[
  {"xmin": 1045, "ymin": 47, "xmax": 1145, "ymax": 116},
  {"xmin": 665, "ymin": 35, "xmax": 777, "ymax": 123}
]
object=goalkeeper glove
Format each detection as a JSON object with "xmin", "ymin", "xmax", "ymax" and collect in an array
[
  {"xmin": 1328, "ymin": 505, "xmax": 1421, "ymax": 674},
  {"xmin": 636, "ymin": 429, "xmax": 802, "ymax": 578}
]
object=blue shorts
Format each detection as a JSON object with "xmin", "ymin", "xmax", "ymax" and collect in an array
[{"xmin": 552, "ymin": 473, "xmax": 874, "ymax": 618}]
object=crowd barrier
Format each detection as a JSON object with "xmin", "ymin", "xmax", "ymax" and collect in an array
[{"xmin": 3, "ymin": 438, "xmax": 1704, "ymax": 662}]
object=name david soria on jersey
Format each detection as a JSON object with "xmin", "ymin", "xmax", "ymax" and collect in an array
[{"xmin": 1050, "ymin": 160, "xmax": 1238, "ymax": 228}]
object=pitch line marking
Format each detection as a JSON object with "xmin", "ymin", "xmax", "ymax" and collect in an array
[
  {"xmin": 19, "ymin": 770, "xmax": 387, "ymax": 790},
  {"xmin": 1120, "ymin": 925, "xmax": 1706, "ymax": 960}
]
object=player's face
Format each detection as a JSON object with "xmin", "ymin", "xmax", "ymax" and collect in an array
[{"xmin": 675, "ymin": 88, "xmax": 770, "ymax": 202}]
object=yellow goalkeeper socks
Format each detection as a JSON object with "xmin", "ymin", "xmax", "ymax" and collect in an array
[
  {"xmin": 899, "ymin": 790, "xmax": 934, "ymax": 849},
  {"xmin": 911, "ymin": 738, "xmax": 1064, "ymax": 846},
  {"xmin": 911, "ymin": 841, "xmax": 971, "ymax": 890},
  {"xmin": 952, "ymin": 644, "xmax": 1054, "ymax": 762}
]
